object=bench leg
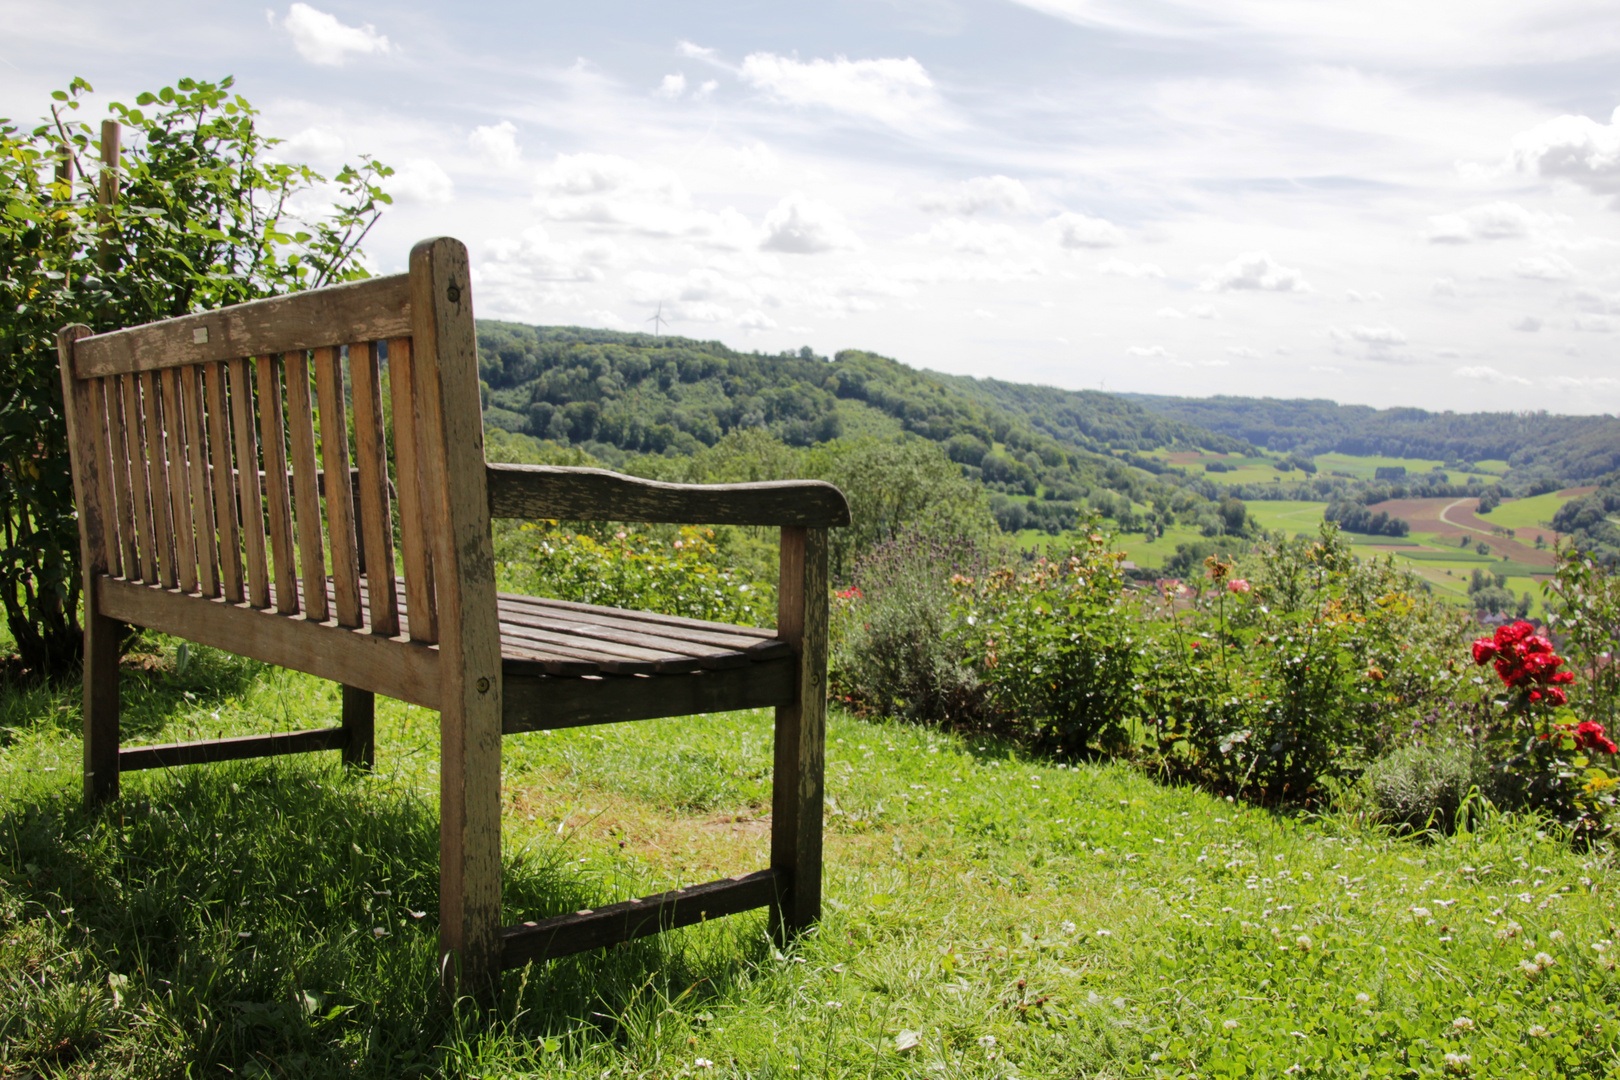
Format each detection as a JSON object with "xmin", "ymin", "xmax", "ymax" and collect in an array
[
  {"xmin": 83, "ymin": 607, "xmax": 121, "ymax": 804},
  {"xmin": 340, "ymin": 685, "xmax": 375, "ymax": 769},
  {"xmin": 770, "ymin": 526, "xmax": 828, "ymax": 942}
]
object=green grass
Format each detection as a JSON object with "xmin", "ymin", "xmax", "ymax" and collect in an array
[
  {"xmin": 1312, "ymin": 453, "xmax": 1448, "ymax": 480},
  {"xmin": 1480, "ymin": 492, "xmax": 1579, "ymax": 535},
  {"xmin": 6, "ymin": 643, "xmax": 1620, "ymax": 1076}
]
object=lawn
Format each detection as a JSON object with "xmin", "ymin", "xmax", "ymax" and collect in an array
[
  {"xmin": 5, "ymin": 643, "xmax": 1620, "ymax": 1077},
  {"xmin": 1480, "ymin": 492, "xmax": 1581, "ymax": 535}
]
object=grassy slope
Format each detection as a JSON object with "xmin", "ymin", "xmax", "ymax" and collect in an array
[{"xmin": 4, "ymin": 645, "xmax": 1620, "ymax": 1077}]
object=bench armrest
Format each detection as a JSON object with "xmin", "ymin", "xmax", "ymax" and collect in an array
[{"xmin": 485, "ymin": 463, "xmax": 851, "ymax": 528}]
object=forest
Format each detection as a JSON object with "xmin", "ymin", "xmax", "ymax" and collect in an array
[{"xmin": 1122, "ymin": 392, "xmax": 1620, "ymax": 479}]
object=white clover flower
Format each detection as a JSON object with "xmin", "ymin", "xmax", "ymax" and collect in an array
[
  {"xmin": 1296, "ymin": 934, "xmax": 1313, "ymax": 952},
  {"xmin": 1452, "ymin": 1016, "xmax": 1474, "ymax": 1030},
  {"xmin": 1528, "ymin": 1025, "xmax": 1549, "ymax": 1037},
  {"xmin": 1095, "ymin": 929, "xmax": 1112, "ymax": 937},
  {"xmin": 1519, "ymin": 958, "xmax": 1542, "ymax": 977},
  {"xmin": 824, "ymin": 1000, "xmax": 843, "ymax": 1010},
  {"xmin": 1059, "ymin": 920, "xmax": 1076, "ymax": 934},
  {"xmin": 1411, "ymin": 907, "xmax": 1431, "ymax": 918},
  {"xmin": 1222, "ymin": 1019, "xmax": 1239, "ymax": 1030},
  {"xmin": 977, "ymin": 1035, "xmax": 997, "ymax": 1048},
  {"xmin": 1444, "ymin": 1051, "xmax": 1472, "ymax": 1075},
  {"xmin": 1549, "ymin": 930, "xmax": 1566, "ymax": 943},
  {"xmin": 1534, "ymin": 952, "xmax": 1555, "ymax": 968},
  {"xmin": 694, "ymin": 1059, "xmax": 714, "ymax": 1069},
  {"xmin": 1355, "ymin": 992, "xmax": 1371, "ymax": 1004}
]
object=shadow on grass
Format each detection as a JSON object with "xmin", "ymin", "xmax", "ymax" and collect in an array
[{"xmin": 0, "ymin": 757, "xmax": 772, "ymax": 1078}]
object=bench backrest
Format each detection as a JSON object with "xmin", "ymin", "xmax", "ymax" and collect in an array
[{"xmin": 57, "ymin": 239, "xmax": 493, "ymax": 661}]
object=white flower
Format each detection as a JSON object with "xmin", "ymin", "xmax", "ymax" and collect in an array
[
  {"xmin": 1095, "ymin": 929, "xmax": 1112, "ymax": 937},
  {"xmin": 1452, "ymin": 1016, "xmax": 1474, "ymax": 1030},
  {"xmin": 1549, "ymin": 930, "xmax": 1566, "ymax": 942},
  {"xmin": 1444, "ymin": 1051, "xmax": 1472, "ymax": 1075},
  {"xmin": 1296, "ymin": 934, "xmax": 1313, "ymax": 952},
  {"xmin": 694, "ymin": 1059, "xmax": 714, "ymax": 1069},
  {"xmin": 1534, "ymin": 952, "xmax": 1555, "ymax": 968},
  {"xmin": 1519, "ymin": 958, "xmax": 1542, "ymax": 977},
  {"xmin": 1222, "ymin": 1019, "xmax": 1239, "ymax": 1030},
  {"xmin": 1059, "ymin": 920, "xmax": 1076, "ymax": 934},
  {"xmin": 977, "ymin": 1035, "xmax": 997, "ymax": 1048},
  {"xmin": 1355, "ymin": 992, "xmax": 1371, "ymax": 1004},
  {"xmin": 1529, "ymin": 1024, "xmax": 1550, "ymax": 1037},
  {"xmin": 1411, "ymin": 907, "xmax": 1431, "ymax": 918},
  {"xmin": 824, "ymin": 1000, "xmax": 843, "ymax": 1009}
]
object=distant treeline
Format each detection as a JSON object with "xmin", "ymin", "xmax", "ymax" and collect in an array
[{"xmin": 1122, "ymin": 394, "xmax": 1620, "ymax": 481}]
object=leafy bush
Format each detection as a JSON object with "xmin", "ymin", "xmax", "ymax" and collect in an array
[
  {"xmin": 497, "ymin": 524, "xmax": 773, "ymax": 627},
  {"xmin": 951, "ymin": 535, "xmax": 1137, "ymax": 756},
  {"xmin": 1140, "ymin": 527, "xmax": 1473, "ymax": 804},
  {"xmin": 830, "ymin": 530, "xmax": 990, "ymax": 726},
  {"xmin": 1363, "ymin": 743, "xmax": 1486, "ymax": 834},
  {"xmin": 1, "ymin": 77, "xmax": 388, "ymax": 678}
]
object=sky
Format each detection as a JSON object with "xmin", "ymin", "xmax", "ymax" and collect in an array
[{"xmin": 4, "ymin": 1, "xmax": 1620, "ymax": 414}]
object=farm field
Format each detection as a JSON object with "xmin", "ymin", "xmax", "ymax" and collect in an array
[{"xmin": 4, "ymin": 645, "xmax": 1620, "ymax": 1077}]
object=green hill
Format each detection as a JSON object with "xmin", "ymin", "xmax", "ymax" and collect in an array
[
  {"xmin": 474, "ymin": 322, "xmax": 1249, "ymax": 534},
  {"xmin": 1121, "ymin": 393, "xmax": 1620, "ymax": 481}
]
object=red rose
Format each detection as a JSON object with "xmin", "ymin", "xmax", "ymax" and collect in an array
[{"xmin": 1472, "ymin": 639, "xmax": 1498, "ymax": 665}]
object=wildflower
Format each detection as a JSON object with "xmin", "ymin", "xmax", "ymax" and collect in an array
[
  {"xmin": 1534, "ymin": 951, "xmax": 1554, "ymax": 968},
  {"xmin": 1227, "ymin": 578, "xmax": 1251, "ymax": 594},
  {"xmin": 1519, "ymin": 958, "xmax": 1542, "ymax": 978},
  {"xmin": 1528, "ymin": 1025, "xmax": 1549, "ymax": 1037},
  {"xmin": 1204, "ymin": 556, "xmax": 1231, "ymax": 582},
  {"xmin": 1495, "ymin": 921, "xmax": 1523, "ymax": 941},
  {"xmin": 1452, "ymin": 1016, "xmax": 1474, "ymax": 1031},
  {"xmin": 1576, "ymin": 721, "xmax": 1618, "ymax": 754},
  {"xmin": 1095, "ymin": 929, "xmax": 1113, "ymax": 937},
  {"xmin": 1410, "ymin": 907, "xmax": 1431, "ymax": 918},
  {"xmin": 1355, "ymin": 993, "xmax": 1371, "ymax": 1004},
  {"xmin": 1549, "ymin": 929, "xmax": 1566, "ymax": 942},
  {"xmin": 978, "ymin": 1035, "xmax": 997, "ymax": 1048},
  {"xmin": 1444, "ymin": 1051, "xmax": 1472, "ymax": 1075},
  {"xmin": 694, "ymin": 1059, "xmax": 714, "ymax": 1069},
  {"xmin": 1059, "ymin": 920, "xmax": 1076, "ymax": 934},
  {"xmin": 1296, "ymin": 934, "xmax": 1313, "ymax": 951},
  {"xmin": 1222, "ymin": 1019, "xmax": 1239, "ymax": 1030},
  {"xmin": 825, "ymin": 1000, "xmax": 843, "ymax": 1009}
]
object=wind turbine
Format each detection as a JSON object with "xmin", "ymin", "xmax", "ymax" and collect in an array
[{"xmin": 647, "ymin": 302, "xmax": 670, "ymax": 337}]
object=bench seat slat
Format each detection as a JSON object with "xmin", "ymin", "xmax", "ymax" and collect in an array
[{"xmin": 119, "ymin": 726, "xmax": 346, "ymax": 771}]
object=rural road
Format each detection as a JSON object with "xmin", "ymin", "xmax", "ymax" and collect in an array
[{"xmin": 1439, "ymin": 498, "xmax": 1491, "ymax": 537}]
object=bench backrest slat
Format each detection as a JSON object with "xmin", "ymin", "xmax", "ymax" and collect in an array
[
  {"xmin": 140, "ymin": 371, "xmax": 178, "ymax": 589},
  {"xmin": 104, "ymin": 376, "xmax": 135, "ymax": 579},
  {"xmin": 285, "ymin": 350, "xmax": 330, "ymax": 622},
  {"xmin": 257, "ymin": 356, "xmax": 299, "ymax": 615},
  {"xmin": 315, "ymin": 346, "xmax": 363, "ymax": 628},
  {"xmin": 205, "ymin": 363, "xmax": 245, "ymax": 603},
  {"xmin": 351, "ymin": 341, "xmax": 401, "ymax": 636},
  {"xmin": 229, "ymin": 358, "xmax": 272, "ymax": 609},
  {"xmin": 160, "ymin": 368, "xmax": 199, "ymax": 595},
  {"xmin": 388, "ymin": 336, "xmax": 438, "ymax": 644},
  {"xmin": 179, "ymin": 365, "xmax": 218, "ymax": 598}
]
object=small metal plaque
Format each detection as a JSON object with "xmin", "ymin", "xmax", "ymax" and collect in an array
[{"xmin": 192, "ymin": 327, "xmax": 209, "ymax": 345}]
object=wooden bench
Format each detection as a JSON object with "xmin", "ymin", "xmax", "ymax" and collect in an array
[{"xmin": 56, "ymin": 237, "xmax": 849, "ymax": 996}]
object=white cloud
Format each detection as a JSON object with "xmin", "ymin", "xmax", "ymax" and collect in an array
[
  {"xmin": 468, "ymin": 121, "xmax": 521, "ymax": 170},
  {"xmin": 656, "ymin": 73, "xmax": 687, "ymax": 99},
  {"xmin": 1225, "ymin": 345, "xmax": 1261, "ymax": 359},
  {"xmin": 739, "ymin": 309, "xmax": 778, "ymax": 330},
  {"xmin": 1188, "ymin": 304, "xmax": 1219, "ymax": 319},
  {"xmin": 1425, "ymin": 201, "xmax": 1553, "ymax": 243},
  {"xmin": 1201, "ymin": 251, "xmax": 1311, "ymax": 292},
  {"xmin": 739, "ymin": 52, "xmax": 945, "ymax": 128},
  {"xmin": 760, "ymin": 192, "xmax": 863, "ymax": 254},
  {"xmin": 1513, "ymin": 254, "xmax": 1577, "ymax": 281},
  {"xmin": 1455, "ymin": 365, "xmax": 1532, "ymax": 386},
  {"xmin": 677, "ymin": 40, "xmax": 716, "ymax": 60},
  {"xmin": 1050, "ymin": 211, "xmax": 1125, "ymax": 249},
  {"xmin": 1432, "ymin": 277, "xmax": 1460, "ymax": 297},
  {"xmin": 1511, "ymin": 106, "xmax": 1620, "ymax": 204},
  {"xmin": 920, "ymin": 217, "xmax": 1022, "ymax": 255},
  {"xmin": 1551, "ymin": 375, "xmax": 1620, "ymax": 390},
  {"xmin": 1513, "ymin": 315, "xmax": 1543, "ymax": 332},
  {"xmin": 720, "ymin": 142, "xmax": 780, "ymax": 178},
  {"xmin": 918, "ymin": 175, "xmax": 1033, "ymax": 215},
  {"xmin": 1126, "ymin": 345, "xmax": 1170, "ymax": 358},
  {"xmin": 695, "ymin": 80, "xmax": 718, "ymax": 99},
  {"xmin": 282, "ymin": 3, "xmax": 390, "ymax": 66},
  {"xmin": 281, "ymin": 125, "xmax": 346, "ymax": 165},
  {"xmin": 1096, "ymin": 258, "xmax": 1164, "ymax": 278},
  {"xmin": 532, "ymin": 152, "xmax": 754, "ymax": 246},
  {"xmin": 1345, "ymin": 289, "xmax": 1385, "ymax": 302},
  {"xmin": 390, "ymin": 159, "xmax": 453, "ymax": 204},
  {"xmin": 1310, "ymin": 365, "xmax": 1343, "ymax": 374},
  {"xmin": 1350, "ymin": 325, "xmax": 1407, "ymax": 346},
  {"xmin": 1156, "ymin": 307, "xmax": 1187, "ymax": 319},
  {"xmin": 481, "ymin": 226, "xmax": 619, "ymax": 296},
  {"xmin": 583, "ymin": 309, "xmax": 630, "ymax": 331},
  {"xmin": 1573, "ymin": 313, "xmax": 1616, "ymax": 332}
]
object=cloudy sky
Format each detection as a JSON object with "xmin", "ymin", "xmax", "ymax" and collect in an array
[{"xmin": 5, "ymin": 1, "xmax": 1620, "ymax": 412}]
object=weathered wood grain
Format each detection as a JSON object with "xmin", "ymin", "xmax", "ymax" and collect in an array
[
  {"xmin": 770, "ymin": 526, "xmax": 828, "ymax": 941},
  {"xmin": 257, "ymin": 356, "xmax": 299, "ymax": 615},
  {"xmin": 388, "ymin": 337, "xmax": 437, "ymax": 643},
  {"xmin": 59, "ymin": 326, "xmax": 121, "ymax": 803},
  {"xmin": 228, "ymin": 359, "xmax": 270, "ymax": 608},
  {"xmin": 486, "ymin": 463, "xmax": 852, "ymax": 528},
  {"xmin": 349, "ymin": 341, "xmax": 398, "ymax": 634},
  {"xmin": 315, "ymin": 346, "xmax": 362, "ymax": 628},
  {"xmin": 284, "ymin": 351, "xmax": 330, "ymax": 623},
  {"xmin": 500, "ymin": 869, "xmax": 780, "ymax": 969},
  {"xmin": 412, "ymin": 237, "xmax": 504, "ymax": 999},
  {"xmin": 73, "ymin": 273, "xmax": 411, "ymax": 378},
  {"xmin": 120, "ymin": 374, "xmax": 157, "ymax": 584},
  {"xmin": 95, "ymin": 575, "xmax": 441, "ymax": 708},
  {"xmin": 180, "ymin": 366, "xmax": 219, "ymax": 597},
  {"xmin": 105, "ymin": 375, "xmax": 138, "ymax": 578},
  {"xmin": 140, "ymin": 372, "xmax": 179, "ymax": 589},
  {"xmin": 159, "ymin": 368, "xmax": 197, "ymax": 593},
  {"xmin": 205, "ymin": 363, "xmax": 244, "ymax": 602},
  {"xmin": 500, "ymin": 657, "xmax": 795, "ymax": 732},
  {"xmin": 119, "ymin": 726, "xmax": 346, "ymax": 772},
  {"xmin": 498, "ymin": 592, "xmax": 777, "ymax": 640}
]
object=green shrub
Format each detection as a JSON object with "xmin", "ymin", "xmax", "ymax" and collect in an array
[
  {"xmin": 497, "ymin": 524, "xmax": 773, "ymax": 627},
  {"xmin": 830, "ymin": 530, "xmax": 990, "ymax": 727},
  {"xmin": 1363, "ymin": 743, "xmax": 1486, "ymax": 833},
  {"xmin": 950, "ymin": 535, "xmax": 1136, "ymax": 756},
  {"xmin": 1140, "ymin": 526, "xmax": 1474, "ymax": 804}
]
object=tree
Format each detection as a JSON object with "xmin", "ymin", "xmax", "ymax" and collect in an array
[{"xmin": 0, "ymin": 77, "xmax": 390, "ymax": 679}]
